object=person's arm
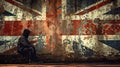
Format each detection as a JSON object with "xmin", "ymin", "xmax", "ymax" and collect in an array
[{"xmin": 20, "ymin": 36, "xmax": 32, "ymax": 47}]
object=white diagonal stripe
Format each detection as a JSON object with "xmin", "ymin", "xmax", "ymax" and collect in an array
[{"xmin": 62, "ymin": 35, "xmax": 120, "ymax": 56}]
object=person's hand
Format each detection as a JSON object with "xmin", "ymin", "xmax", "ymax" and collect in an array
[{"xmin": 30, "ymin": 40, "xmax": 37, "ymax": 46}]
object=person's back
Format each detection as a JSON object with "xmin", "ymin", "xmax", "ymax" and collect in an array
[{"xmin": 17, "ymin": 36, "xmax": 33, "ymax": 55}]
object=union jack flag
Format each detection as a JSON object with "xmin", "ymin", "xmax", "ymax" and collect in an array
[
  {"xmin": 0, "ymin": 0, "xmax": 120, "ymax": 58},
  {"xmin": 61, "ymin": 0, "xmax": 120, "ymax": 57},
  {"xmin": 0, "ymin": 0, "xmax": 46, "ymax": 54}
]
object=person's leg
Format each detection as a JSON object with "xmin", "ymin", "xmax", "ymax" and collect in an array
[{"xmin": 28, "ymin": 47, "xmax": 38, "ymax": 61}]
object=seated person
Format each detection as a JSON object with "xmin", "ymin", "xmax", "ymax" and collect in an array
[{"xmin": 17, "ymin": 29, "xmax": 38, "ymax": 62}]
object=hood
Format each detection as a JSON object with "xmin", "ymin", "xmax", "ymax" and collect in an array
[{"xmin": 22, "ymin": 29, "xmax": 30, "ymax": 38}]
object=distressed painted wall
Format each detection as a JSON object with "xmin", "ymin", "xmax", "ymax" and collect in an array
[{"xmin": 0, "ymin": 0, "xmax": 120, "ymax": 60}]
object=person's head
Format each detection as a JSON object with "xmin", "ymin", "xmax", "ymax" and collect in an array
[{"xmin": 22, "ymin": 29, "xmax": 30, "ymax": 38}]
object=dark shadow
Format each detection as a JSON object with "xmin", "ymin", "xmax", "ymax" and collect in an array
[{"xmin": 17, "ymin": 29, "xmax": 39, "ymax": 62}]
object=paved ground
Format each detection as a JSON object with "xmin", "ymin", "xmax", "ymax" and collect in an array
[
  {"xmin": 0, "ymin": 54, "xmax": 120, "ymax": 67},
  {"xmin": 1, "ymin": 64, "xmax": 120, "ymax": 67}
]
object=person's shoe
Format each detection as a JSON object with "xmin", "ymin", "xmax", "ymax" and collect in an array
[{"xmin": 31, "ymin": 58, "xmax": 39, "ymax": 62}]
